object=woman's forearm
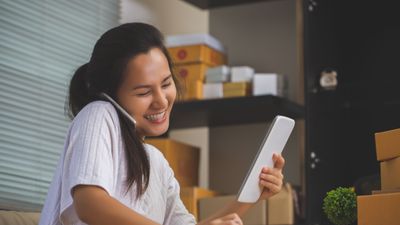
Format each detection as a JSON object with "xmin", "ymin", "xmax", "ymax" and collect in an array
[{"xmin": 73, "ymin": 185, "xmax": 160, "ymax": 225}]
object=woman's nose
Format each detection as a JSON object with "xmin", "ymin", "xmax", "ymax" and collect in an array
[{"xmin": 152, "ymin": 89, "xmax": 168, "ymax": 109}]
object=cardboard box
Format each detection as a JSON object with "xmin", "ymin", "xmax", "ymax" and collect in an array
[
  {"xmin": 357, "ymin": 192, "xmax": 400, "ymax": 225},
  {"xmin": 375, "ymin": 128, "xmax": 400, "ymax": 161},
  {"xmin": 223, "ymin": 82, "xmax": 251, "ymax": 98},
  {"xmin": 199, "ymin": 196, "xmax": 267, "ymax": 225},
  {"xmin": 268, "ymin": 183, "xmax": 294, "ymax": 225},
  {"xmin": 252, "ymin": 73, "xmax": 286, "ymax": 97},
  {"xmin": 380, "ymin": 156, "xmax": 400, "ymax": 190},
  {"xmin": 180, "ymin": 187, "xmax": 218, "ymax": 220},
  {"xmin": 206, "ymin": 65, "xmax": 230, "ymax": 76},
  {"xmin": 179, "ymin": 80, "xmax": 203, "ymax": 101},
  {"xmin": 372, "ymin": 188, "xmax": 400, "ymax": 194},
  {"xmin": 145, "ymin": 138, "xmax": 199, "ymax": 186},
  {"xmin": 198, "ymin": 183, "xmax": 294, "ymax": 225},
  {"xmin": 174, "ymin": 63, "xmax": 208, "ymax": 83},
  {"xmin": 168, "ymin": 44, "xmax": 226, "ymax": 66},
  {"xmin": 230, "ymin": 66, "xmax": 254, "ymax": 82},
  {"xmin": 166, "ymin": 33, "xmax": 225, "ymax": 53},
  {"xmin": 203, "ymin": 83, "xmax": 223, "ymax": 99}
]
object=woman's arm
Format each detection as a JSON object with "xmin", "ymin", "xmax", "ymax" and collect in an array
[
  {"xmin": 72, "ymin": 185, "xmax": 160, "ymax": 225},
  {"xmin": 199, "ymin": 153, "xmax": 285, "ymax": 224}
]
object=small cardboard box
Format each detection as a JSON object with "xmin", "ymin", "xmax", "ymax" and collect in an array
[
  {"xmin": 145, "ymin": 138, "xmax": 199, "ymax": 186},
  {"xmin": 180, "ymin": 187, "xmax": 218, "ymax": 220},
  {"xmin": 380, "ymin": 156, "xmax": 400, "ymax": 190},
  {"xmin": 357, "ymin": 192, "xmax": 400, "ymax": 225},
  {"xmin": 230, "ymin": 66, "xmax": 254, "ymax": 82},
  {"xmin": 203, "ymin": 83, "xmax": 223, "ymax": 99},
  {"xmin": 223, "ymin": 82, "xmax": 251, "ymax": 98},
  {"xmin": 198, "ymin": 183, "xmax": 294, "ymax": 225},
  {"xmin": 168, "ymin": 44, "xmax": 226, "ymax": 66},
  {"xmin": 375, "ymin": 128, "xmax": 400, "ymax": 161},
  {"xmin": 199, "ymin": 195, "xmax": 267, "ymax": 225},
  {"xmin": 252, "ymin": 73, "xmax": 286, "ymax": 97}
]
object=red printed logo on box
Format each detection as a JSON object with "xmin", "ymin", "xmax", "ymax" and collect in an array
[
  {"xmin": 177, "ymin": 49, "xmax": 187, "ymax": 60},
  {"xmin": 179, "ymin": 68, "xmax": 188, "ymax": 79}
]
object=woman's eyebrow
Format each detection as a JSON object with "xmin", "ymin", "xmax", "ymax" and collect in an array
[
  {"xmin": 162, "ymin": 74, "xmax": 172, "ymax": 82},
  {"xmin": 131, "ymin": 75, "xmax": 172, "ymax": 90}
]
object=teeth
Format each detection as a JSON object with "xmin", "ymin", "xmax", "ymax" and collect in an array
[{"xmin": 145, "ymin": 112, "xmax": 165, "ymax": 121}]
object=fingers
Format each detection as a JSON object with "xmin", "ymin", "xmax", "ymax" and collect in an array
[
  {"xmin": 260, "ymin": 179, "xmax": 281, "ymax": 194},
  {"xmin": 273, "ymin": 153, "xmax": 285, "ymax": 170},
  {"xmin": 259, "ymin": 173, "xmax": 282, "ymax": 186}
]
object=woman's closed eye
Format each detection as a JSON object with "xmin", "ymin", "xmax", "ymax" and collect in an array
[{"xmin": 162, "ymin": 82, "xmax": 172, "ymax": 88}]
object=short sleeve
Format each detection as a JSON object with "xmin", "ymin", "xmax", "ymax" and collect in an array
[
  {"xmin": 59, "ymin": 101, "xmax": 119, "ymax": 222},
  {"xmin": 162, "ymin": 158, "xmax": 196, "ymax": 225}
]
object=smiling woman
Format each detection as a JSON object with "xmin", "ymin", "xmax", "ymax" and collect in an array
[{"xmin": 38, "ymin": 22, "xmax": 284, "ymax": 225}]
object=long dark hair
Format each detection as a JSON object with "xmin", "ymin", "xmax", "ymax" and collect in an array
[{"xmin": 68, "ymin": 23, "xmax": 180, "ymax": 198}]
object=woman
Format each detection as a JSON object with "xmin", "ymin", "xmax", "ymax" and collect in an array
[{"xmin": 39, "ymin": 23, "xmax": 285, "ymax": 225}]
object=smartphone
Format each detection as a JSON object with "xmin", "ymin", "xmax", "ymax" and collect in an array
[
  {"xmin": 236, "ymin": 115, "xmax": 295, "ymax": 203},
  {"xmin": 100, "ymin": 93, "xmax": 136, "ymax": 125}
]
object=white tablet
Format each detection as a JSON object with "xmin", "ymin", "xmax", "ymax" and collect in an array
[{"xmin": 237, "ymin": 115, "xmax": 295, "ymax": 203}]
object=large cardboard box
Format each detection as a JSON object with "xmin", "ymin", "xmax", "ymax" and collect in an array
[
  {"xmin": 168, "ymin": 44, "xmax": 226, "ymax": 66},
  {"xmin": 268, "ymin": 183, "xmax": 294, "ymax": 225},
  {"xmin": 145, "ymin": 138, "xmax": 199, "ymax": 187},
  {"xmin": 357, "ymin": 192, "xmax": 400, "ymax": 225},
  {"xmin": 180, "ymin": 187, "xmax": 218, "ymax": 220},
  {"xmin": 174, "ymin": 63, "xmax": 208, "ymax": 82},
  {"xmin": 199, "ymin": 195, "xmax": 267, "ymax": 225},
  {"xmin": 375, "ymin": 128, "xmax": 400, "ymax": 161},
  {"xmin": 174, "ymin": 63, "xmax": 206, "ymax": 100},
  {"xmin": 198, "ymin": 183, "xmax": 294, "ymax": 225},
  {"xmin": 380, "ymin": 156, "xmax": 400, "ymax": 190}
]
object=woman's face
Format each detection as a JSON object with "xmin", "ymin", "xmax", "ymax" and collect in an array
[{"xmin": 117, "ymin": 47, "xmax": 176, "ymax": 138}]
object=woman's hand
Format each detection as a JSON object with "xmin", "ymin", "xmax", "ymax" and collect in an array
[
  {"xmin": 259, "ymin": 153, "xmax": 285, "ymax": 199},
  {"xmin": 198, "ymin": 213, "xmax": 243, "ymax": 225}
]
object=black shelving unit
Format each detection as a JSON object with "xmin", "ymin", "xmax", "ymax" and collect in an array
[{"xmin": 169, "ymin": 95, "xmax": 304, "ymax": 129}]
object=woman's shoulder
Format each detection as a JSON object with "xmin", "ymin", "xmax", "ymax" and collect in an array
[{"xmin": 71, "ymin": 100, "xmax": 120, "ymax": 131}]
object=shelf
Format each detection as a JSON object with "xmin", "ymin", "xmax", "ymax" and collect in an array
[
  {"xmin": 183, "ymin": 0, "xmax": 270, "ymax": 9},
  {"xmin": 169, "ymin": 95, "xmax": 304, "ymax": 129}
]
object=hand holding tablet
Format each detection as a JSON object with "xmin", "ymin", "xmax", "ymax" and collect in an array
[{"xmin": 237, "ymin": 115, "xmax": 295, "ymax": 203}]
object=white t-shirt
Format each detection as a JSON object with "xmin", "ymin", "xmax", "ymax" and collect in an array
[{"xmin": 39, "ymin": 101, "xmax": 196, "ymax": 225}]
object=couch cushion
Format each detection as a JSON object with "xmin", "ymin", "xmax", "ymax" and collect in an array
[{"xmin": 0, "ymin": 211, "xmax": 40, "ymax": 225}]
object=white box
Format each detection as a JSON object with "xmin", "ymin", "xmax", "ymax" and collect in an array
[
  {"xmin": 206, "ymin": 65, "xmax": 230, "ymax": 76},
  {"xmin": 166, "ymin": 33, "xmax": 225, "ymax": 53},
  {"xmin": 203, "ymin": 83, "xmax": 223, "ymax": 99},
  {"xmin": 206, "ymin": 73, "xmax": 229, "ymax": 83},
  {"xmin": 252, "ymin": 73, "xmax": 286, "ymax": 96},
  {"xmin": 231, "ymin": 66, "xmax": 254, "ymax": 82}
]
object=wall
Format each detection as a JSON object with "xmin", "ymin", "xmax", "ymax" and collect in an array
[{"xmin": 120, "ymin": 0, "xmax": 209, "ymax": 35}]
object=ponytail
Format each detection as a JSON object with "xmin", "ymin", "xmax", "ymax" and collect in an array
[{"xmin": 68, "ymin": 63, "xmax": 91, "ymax": 118}]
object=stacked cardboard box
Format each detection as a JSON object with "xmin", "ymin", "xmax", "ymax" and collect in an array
[
  {"xmin": 198, "ymin": 183, "xmax": 294, "ymax": 225},
  {"xmin": 145, "ymin": 138, "xmax": 217, "ymax": 220},
  {"xmin": 167, "ymin": 34, "xmax": 227, "ymax": 100},
  {"xmin": 357, "ymin": 128, "xmax": 400, "ymax": 225}
]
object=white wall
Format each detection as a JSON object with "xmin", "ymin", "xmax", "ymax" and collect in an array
[{"xmin": 120, "ymin": 0, "xmax": 209, "ymax": 35}]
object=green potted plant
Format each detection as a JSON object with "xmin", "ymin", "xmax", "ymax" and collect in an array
[{"xmin": 323, "ymin": 187, "xmax": 357, "ymax": 225}]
